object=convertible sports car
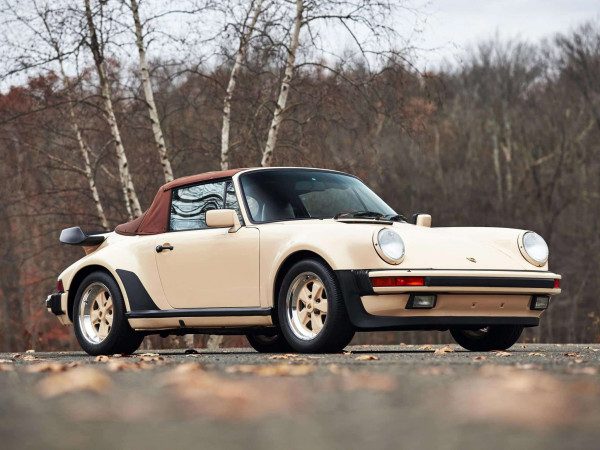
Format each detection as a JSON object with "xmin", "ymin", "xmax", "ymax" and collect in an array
[{"xmin": 46, "ymin": 167, "xmax": 561, "ymax": 355}]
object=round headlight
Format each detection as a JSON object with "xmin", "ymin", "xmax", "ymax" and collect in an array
[
  {"xmin": 519, "ymin": 231, "xmax": 549, "ymax": 266},
  {"xmin": 373, "ymin": 228, "xmax": 405, "ymax": 264}
]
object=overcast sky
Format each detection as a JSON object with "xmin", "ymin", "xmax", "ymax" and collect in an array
[
  {"xmin": 412, "ymin": 0, "xmax": 599, "ymax": 68},
  {"xmin": 1, "ymin": 0, "xmax": 599, "ymax": 92}
]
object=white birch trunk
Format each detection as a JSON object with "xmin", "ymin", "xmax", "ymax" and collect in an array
[
  {"xmin": 61, "ymin": 68, "xmax": 110, "ymax": 230},
  {"xmin": 85, "ymin": 0, "xmax": 142, "ymax": 219},
  {"xmin": 491, "ymin": 130, "xmax": 503, "ymax": 206},
  {"xmin": 261, "ymin": 0, "xmax": 303, "ymax": 167},
  {"xmin": 130, "ymin": 0, "xmax": 173, "ymax": 182},
  {"xmin": 501, "ymin": 112, "xmax": 513, "ymax": 202},
  {"xmin": 220, "ymin": 0, "xmax": 264, "ymax": 170},
  {"xmin": 53, "ymin": 53, "xmax": 109, "ymax": 230}
]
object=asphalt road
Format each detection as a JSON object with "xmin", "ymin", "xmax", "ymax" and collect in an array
[{"xmin": 1, "ymin": 344, "xmax": 599, "ymax": 450}]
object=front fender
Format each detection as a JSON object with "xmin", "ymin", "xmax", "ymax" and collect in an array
[{"xmin": 258, "ymin": 222, "xmax": 385, "ymax": 307}]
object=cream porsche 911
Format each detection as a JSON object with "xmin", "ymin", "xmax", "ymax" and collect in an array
[{"xmin": 46, "ymin": 167, "xmax": 561, "ymax": 355}]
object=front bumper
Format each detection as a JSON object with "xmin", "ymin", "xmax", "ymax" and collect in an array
[{"xmin": 335, "ymin": 269, "xmax": 561, "ymax": 331}]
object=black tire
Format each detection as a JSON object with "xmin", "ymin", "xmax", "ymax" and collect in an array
[
  {"xmin": 246, "ymin": 333, "xmax": 293, "ymax": 353},
  {"xmin": 73, "ymin": 271, "xmax": 144, "ymax": 356},
  {"xmin": 450, "ymin": 325, "xmax": 524, "ymax": 351},
  {"xmin": 277, "ymin": 259, "xmax": 355, "ymax": 353}
]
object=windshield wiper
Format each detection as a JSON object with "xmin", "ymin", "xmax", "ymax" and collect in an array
[
  {"xmin": 334, "ymin": 211, "xmax": 408, "ymax": 222},
  {"xmin": 334, "ymin": 211, "xmax": 386, "ymax": 220},
  {"xmin": 383, "ymin": 213, "xmax": 408, "ymax": 223}
]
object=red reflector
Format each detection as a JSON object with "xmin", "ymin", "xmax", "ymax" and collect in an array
[
  {"xmin": 371, "ymin": 276, "xmax": 425, "ymax": 288},
  {"xmin": 554, "ymin": 279, "xmax": 560, "ymax": 289},
  {"xmin": 56, "ymin": 279, "xmax": 64, "ymax": 293}
]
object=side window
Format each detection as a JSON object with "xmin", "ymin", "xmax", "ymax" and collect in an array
[
  {"xmin": 224, "ymin": 181, "xmax": 244, "ymax": 223},
  {"xmin": 170, "ymin": 181, "xmax": 226, "ymax": 231}
]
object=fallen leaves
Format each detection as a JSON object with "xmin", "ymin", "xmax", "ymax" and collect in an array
[
  {"xmin": 170, "ymin": 362, "xmax": 204, "ymax": 374},
  {"xmin": 447, "ymin": 365, "xmax": 600, "ymax": 429},
  {"xmin": 527, "ymin": 352, "xmax": 545, "ymax": 357},
  {"xmin": 355, "ymin": 355, "xmax": 379, "ymax": 361},
  {"xmin": 93, "ymin": 353, "xmax": 165, "ymax": 371},
  {"xmin": 433, "ymin": 346, "xmax": 454, "ymax": 355},
  {"xmin": 160, "ymin": 365, "xmax": 302, "ymax": 420},
  {"xmin": 492, "ymin": 351, "xmax": 512, "ymax": 357},
  {"xmin": 26, "ymin": 362, "xmax": 77, "ymax": 373},
  {"xmin": 567, "ymin": 367, "xmax": 598, "ymax": 376},
  {"xmin": 418, "ymin": 366, "xmax": 454, "ymax": 376},
  {"xmin": 106, "ymin": 360, "xmax": 148, "ymax": 372},
  {"xmin": 515, "ymin": 363, "xmax": 541, "ymax": 371},
  {"xmin": 138, "ymin": 353, "xmax": 165, "ymax": 363},
  {"xmin": 268, "ymin": 353, "xmax": 307, "ymax": 361},
  {"xmin": 337, "ymin": 372, "xmax": 397, "ymax": 392},
  {"xmin": 226, "ymin": 363, "xmax": 315, "ymax": 377},
  {"xmin": 37, "ymin": 367, "xmax": 112, "ymax": 398},
  {"xmin": 327, "ymin": 364, "xmax": 350, "ymax": 375}
]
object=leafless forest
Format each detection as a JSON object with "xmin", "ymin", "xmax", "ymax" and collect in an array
[{"xmin": 0, "ymin": 1, "xmax": 598, "ymax": 351}]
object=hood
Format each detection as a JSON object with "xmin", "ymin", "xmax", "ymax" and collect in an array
[
  {"xmin": 263, "ymin": 219, "xmax": 543, "ymax": 271},
  {"xmin": 388, "ymin": 224, "xmax": 539, "ymax": 271}
]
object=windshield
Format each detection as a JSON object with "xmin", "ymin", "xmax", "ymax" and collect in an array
[{"xmin": 239, "ymin": 169, "xmax": 396, "ymax": 223}]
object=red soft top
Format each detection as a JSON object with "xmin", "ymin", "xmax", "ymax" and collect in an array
[{"xmin": 115, "ymin": 168, "xmax": 245, "ymax": 236}]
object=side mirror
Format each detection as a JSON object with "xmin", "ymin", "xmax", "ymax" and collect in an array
[
  {"xmin": 412, "ymin": 213, "xmax": 432, "ymax": 228},
  {"xmin": 206, "ymin": 209, "xmax": 241, "ymax": 233}
]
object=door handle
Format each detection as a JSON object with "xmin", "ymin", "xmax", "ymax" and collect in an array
[{"xmin": 156, "ymin": 244, "xmax": 174, "ymax": 253}]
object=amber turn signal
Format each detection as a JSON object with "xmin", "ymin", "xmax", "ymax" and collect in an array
[{"xmin": 371, "ymin": 276, "xmax": 425, "ymax": 288}]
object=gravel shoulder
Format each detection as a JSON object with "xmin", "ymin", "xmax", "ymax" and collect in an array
[{"xmin": 1, "ymin": 343, "xmax": 599, "ymax": 450}]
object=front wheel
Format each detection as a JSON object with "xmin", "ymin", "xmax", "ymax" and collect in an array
[
  {"xmin": 450, "ymin": 325, "xmax": 524, "ymax": 351},
  {"xmin": 277, "ymin": 259, "xmax": 355, "ymax": 353},
  {"xmin": 73, "ymin": 271, "xmax": 144, "ymax": 356}
]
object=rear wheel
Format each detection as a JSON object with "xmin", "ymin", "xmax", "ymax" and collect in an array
[
  {"xmin": 246, "ymin": 333, "xmax": 292, "ymax": 353},
  {"xmin": 73, "ymin": 271, "xmax": 144, "ymax": 356},
  {"xmin": 277, "ymin": 259, "xmax": 355, "ymax": 353},
  {"xmin": 450, "ymin": 325, "xmax": 523, "ymax": 351}
]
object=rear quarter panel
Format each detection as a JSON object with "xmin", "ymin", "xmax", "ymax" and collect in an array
[{"xmin": 58, "ymin": 233, "xmax": 169, "ymax": 318}]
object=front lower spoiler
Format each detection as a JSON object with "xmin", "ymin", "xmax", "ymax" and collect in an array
[{"xmin": 335, "ymin": 270, "xmax": 545, "ymax": 331}]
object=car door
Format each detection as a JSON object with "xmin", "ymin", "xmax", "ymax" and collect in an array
[{"xmin": 154, "ymin": 179, "xmax": 260, "ymax": 309}]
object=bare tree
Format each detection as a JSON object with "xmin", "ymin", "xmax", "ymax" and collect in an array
[
  {"xmin": 261, "ymin": 0, "xmax": 302, "ymax": 167},
  {"xmin": 0, "ymin": 1, "xmax": 109, "ymax": 229},
  {"xmin": 41, "ymin": 12, "xmax": 110, "ymax": 230},
  {"xmin": 557, "ymin": 23, "xmax": 600, "ymax": 131},
  {"xmin": 220, "ymin": 0, "xmax": 265, "ymax": 170},
  {"xmin": 260, "ymin": 0, "xmax": 409, "ymax": 167},
  {"xmin": 84, "ymin": 0, "xmax": 142, "ymax": 218},
  {"xmin": 128, "ymin": 0, "xmax": 174, "ymax": 182}
]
